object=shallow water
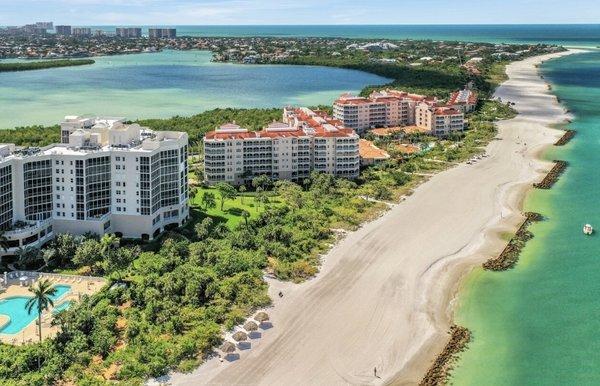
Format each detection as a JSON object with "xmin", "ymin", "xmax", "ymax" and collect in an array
[
  {"xmin": 452, "ymin": 50, "xmax": 600, "ymax": 385},
  {"xmin": 0, "ymin": 50, "xmax": 389, "ymax": 129}
]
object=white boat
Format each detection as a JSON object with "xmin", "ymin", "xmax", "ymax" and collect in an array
[{"xmin": 583, "ymin": 224, "xmax": 593, "ymax": 235}]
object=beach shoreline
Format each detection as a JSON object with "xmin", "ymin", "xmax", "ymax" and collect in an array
[
  {"xmin": 389, "ymin": 48, "xmax": 583, "ymax": 385},
  {"xmin": 158, "ymin": 49, "xmax": 582, "ymax": 386}
]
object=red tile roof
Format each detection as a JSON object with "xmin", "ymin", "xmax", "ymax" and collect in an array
[
  {"xmin": 205, "ymin": 108, "xmax": 356, "ymax": 140},
  {"xmin": 434, "ymin": 107, "xmax": 462, "ymax": 116},
  {"xmin": 359, "ymin": 139, "xmax": 390, "ymax": 160}
]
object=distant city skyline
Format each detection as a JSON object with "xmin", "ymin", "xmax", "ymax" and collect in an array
[{"xmin": 1, "ymin": 0, "xmax": 600, "ymax": 26}]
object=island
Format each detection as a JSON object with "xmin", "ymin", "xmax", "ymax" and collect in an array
[{"xmin": 0, "ymin": 59, "xmax": 94, "ymax": 72}]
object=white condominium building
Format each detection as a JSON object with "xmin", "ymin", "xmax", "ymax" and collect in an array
[
  {"xmin": 415, "ymin": 103, "xmax": 465, "ymax": 136},
  {"xmin": 333, "ymin": 90, "xmax": 438, "ymax": 133},
  {"xmin": 0, "ymin": 116, "xmax": 189, "ymax": 255},
  {"xmin": 204, "ymin": 107, "xmax": 360, "ymax": 185}
]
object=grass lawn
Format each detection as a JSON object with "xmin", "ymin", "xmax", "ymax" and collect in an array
[{"xmin": 190, "ymin": 187, "xmax": 283, "ymax": 229}]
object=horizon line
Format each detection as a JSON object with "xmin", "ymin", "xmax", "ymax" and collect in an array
[{"xmin": 3, "ymin": 23, "xmax": 600, "ymax": 27}]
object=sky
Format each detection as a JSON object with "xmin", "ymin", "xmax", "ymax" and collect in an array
[{"xmin": 1, "ymin": 0, "xmax": 600, "ymax": 26}]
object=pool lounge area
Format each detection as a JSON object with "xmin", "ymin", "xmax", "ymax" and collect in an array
[{"xmin": 0, "ymin": 271, "xmax": 106, "ymax": 345}]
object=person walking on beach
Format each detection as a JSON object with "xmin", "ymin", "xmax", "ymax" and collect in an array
[{"xmin": 374, "ymin": 367, "xmax": 377, "ymax": 378}]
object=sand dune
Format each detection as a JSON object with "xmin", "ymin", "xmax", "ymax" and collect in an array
[{"xmin": 162, "ymin": 50, "xmax": 578, "ymax": 386}]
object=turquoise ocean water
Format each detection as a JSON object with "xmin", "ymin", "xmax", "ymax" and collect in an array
[
  {"xmin": 86, "ymin": 24, "xmax": 600, "ymax": 47},
  {"xmin": 451, "ymin": 49, "xmax": 600, "ymax": 385}
]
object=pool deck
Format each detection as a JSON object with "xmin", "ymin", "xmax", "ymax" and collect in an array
[{"xmin": 0, "ymin": 272, "xmax": 106, "ymax": 345}]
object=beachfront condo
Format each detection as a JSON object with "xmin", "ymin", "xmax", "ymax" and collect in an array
[
  {"xmin": 334, "ymin": 88, "xmax": 468, "ymax": 137},
  {"xmin": 0, "ymin": 116, "xmax": 189, "ymax": 255},
  {"xmin": 203, "ymin": 107, "xmax": 360, "ymax": 185},
  {"xmin": 333, "ymin": 90, "xmax": 438, "ymax": 134},
  {"xmin": 415, "ymin": 103, "xmax": 465, "ymax": 136}
]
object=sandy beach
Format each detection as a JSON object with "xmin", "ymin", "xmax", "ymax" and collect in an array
[{"xmin": 161, "ymin": 49, "xmax": 579, "ymax": 386}]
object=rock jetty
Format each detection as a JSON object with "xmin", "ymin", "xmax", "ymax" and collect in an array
[
  {"xmin": 420, "ymin": 325, "xmax": 472, "ymax": 386},
  {"xmin": 554, "ymin": 130, "xmax": 576, "ymax": 146},
  {"xmin": 533, "ymin": 160, "xmax": 568, "ymax": 189},
  {"xmin": 483, "ymin": 212, "xmax": 543, "ymax": 271}
]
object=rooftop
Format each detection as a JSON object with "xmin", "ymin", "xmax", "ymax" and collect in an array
[
  {"xmin": 359, "ymin": 139, "xmax": 390, "ymax": 160},
  {"xmin": 402, "ymin": 125, "xmax": 432, "ymax": 135},
  {"xmin": 205, "ymin": 107, "xmax": 357, "ymax": 141},
  {"xmin": 433, "ymin": 106, "xmax": 463, "ymax": 116},
  {"xmin": 394, "ymin": 143, "xmax": 421, "ymax": 155},
  {"xmin": 448, "ymin": 89, "xmax": 478, "ymax": 105},
  {"xmin": 334, "ymin": 89, "xmax": 438, "ymax": 106},
  {"xmin": 0, "ymin": 116, "xmax": 186, "ymax": 161}
]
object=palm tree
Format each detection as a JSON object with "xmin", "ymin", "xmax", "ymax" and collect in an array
[
  {"xmin": 241, "ymin": 209, "xmax": 250, "ymax": 226},
  {"xmin": 238, "ymin": 185, "xmax": 247, "ymax": 205},
  {"xmin": 100, "ymin": 233, "xmax": 119, "ymax": 255},
  {"xmin": 25, "ymin": 279, "xmax": 57, "ymax": 344}
]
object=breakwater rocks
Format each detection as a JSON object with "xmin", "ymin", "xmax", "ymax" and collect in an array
[
  {"xmin": 483, "ymin": 212, "xmax": 543, "ymax": 271},
  {"xmin": 420, "ymin": 325, "xmax": 472, "ymax": 386},
  {"xmin": 554, "ymin": 130, "xmax": 576, "ymax": 146},
  {"xmin": 533, "ymin": 160, "xmax": 568, "ymax": 189}
]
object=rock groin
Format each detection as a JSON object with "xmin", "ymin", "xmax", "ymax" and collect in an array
[
  {"xmin": 554, "ymin": 130, "xmax": 576, "ymax": 146},
  {"xmin": 533, "ymin": 160, "xmax": 568, "ymax": 189},
  {"xmin": 483, "ymin": 212, "xmax": 543, "ymax": 271},
  {"xmin": 420, "ymin": 325, "xmax": 472, "ymax": 386}
]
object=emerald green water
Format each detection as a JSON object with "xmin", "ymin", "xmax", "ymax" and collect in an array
[{"xmin": 453, "ymin": 51, "xmax": 600, "ymax": 384}]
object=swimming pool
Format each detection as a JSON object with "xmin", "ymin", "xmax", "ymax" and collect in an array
[
  {"xmin": 52, "ymin": 300, "xmax": 73, "ymax": 314},
  {"xmin": 0, "ymin": 284, "xmax": 72, "ymax": 334}
]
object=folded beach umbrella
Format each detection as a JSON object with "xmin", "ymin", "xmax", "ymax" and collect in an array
[
  {"xmin": 220, "ymin": 341, "xmax": 236, "ymax": 354},
  {"xmin": 254, "ymin": 311, "xmax": 270, "ymax": 323},
  {"xmin": 232, "ymin": 331, "xmax": 248, "ymax": 342},
  {"xmin": 243, "ymin": 321, "xmax": 259, "ymax": 332}
]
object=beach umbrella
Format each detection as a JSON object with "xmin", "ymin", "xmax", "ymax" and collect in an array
[
  {"xmin": 254, "ymin": 311, "xmax": 269, "ymax": 323},
  {"xmin": 220, "ymin": 341, "xmax": 236, "ymax": 354},
  {"xmin": 243, "ymin": 321, "xmax": 258, "ymax": 332},
  {"xmin": 232, "ymin": 331, "xmax": 248, "ymax": 342}
]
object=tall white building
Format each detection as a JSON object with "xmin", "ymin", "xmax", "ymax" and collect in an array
[
  {"xmin": 0, "ymin": 116, "xmax": 188, "ymax": 255},
  {"xmin": 204, "ymin": 107, "xmax": 360, "ymax": 185},
  {"xmin": 333, "ymin": 90, "xmax": 438, "ymax": 133}
]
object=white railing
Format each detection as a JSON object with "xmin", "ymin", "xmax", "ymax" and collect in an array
[{"xmin": 4, "ymin": 270, "xmax": 105, "ymax": 284}]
